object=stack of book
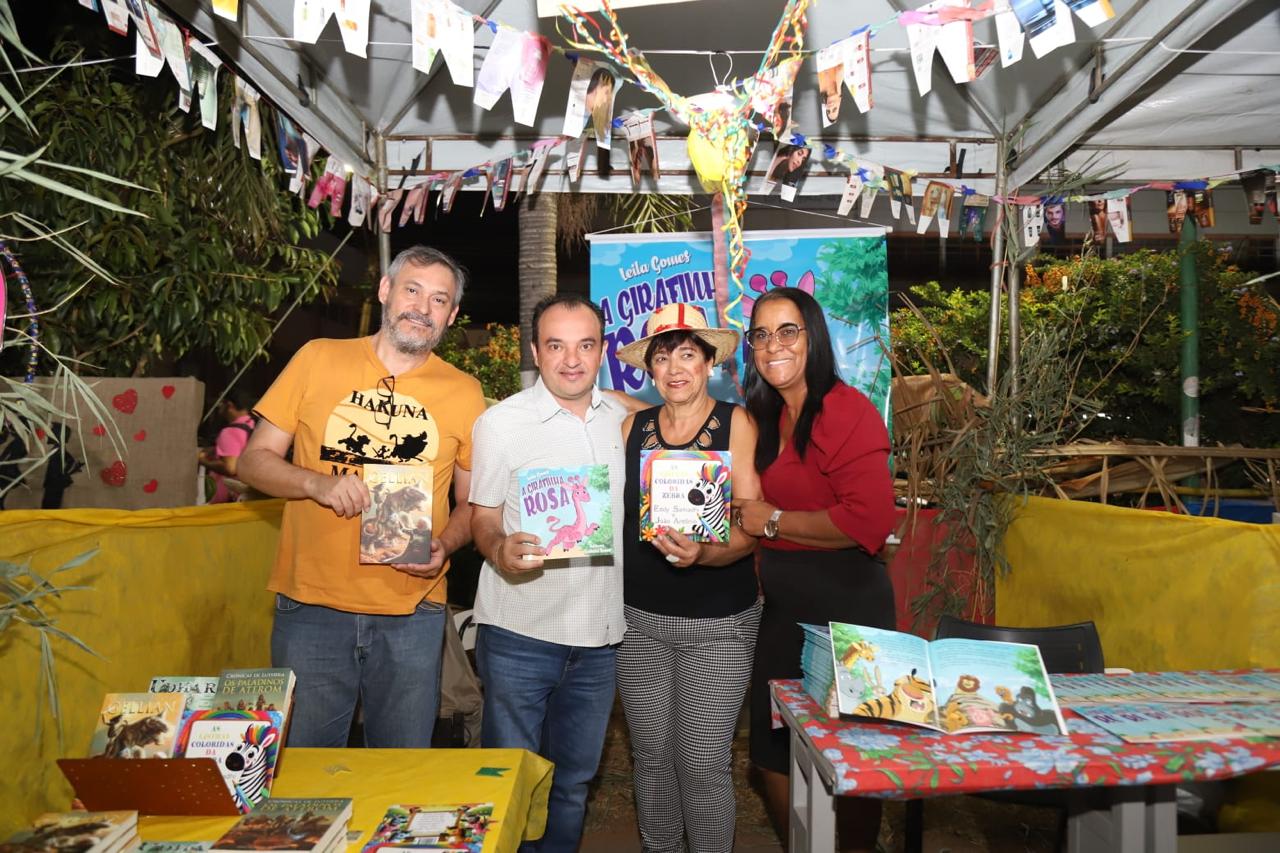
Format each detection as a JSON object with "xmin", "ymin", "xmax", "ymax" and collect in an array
[
  {"xmin": 83, "ymin": 668, "xmax": 297, "ymax": 812},
  {"xmin": 362, "ymin": 803, "xmax": 496, "ymax": 852},
  {"xmin": 798, "ymin": 623, "xmax": 837, "ymax": 715},
  {"xmin": 211, "ymin": 798, "xmax": 353, "ymax": 853},
  {"xmin": 1, "ymin": 810, "xmax": 139, "ymax": 853}
]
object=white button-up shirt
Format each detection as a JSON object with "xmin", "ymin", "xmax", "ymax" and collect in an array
[{"xmin": 469, "ymin": 379, "xmax": 627, "ymax": 646}]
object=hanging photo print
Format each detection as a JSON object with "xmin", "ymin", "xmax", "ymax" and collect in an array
[
  {"xmin": 858, "ymin": 161, "xmax": 885, "ymax": 217},
  {"xmin": 475, "ymin": 30, "xmax": 552, "ymax": 127},
  {"xmin": 188, "ymin": 41, "xmax": 222, "ymax": 130},
  {"xmin": 526, "ymin": 140, "xmax": 556, "ymax": 193},
  {"xmin": 491, "ymin": 159, "xmax": 513, "ymax": 212},
  {"xmin": 748, "ymin": 56, "xmax": 801, "ymax": 138},
  {"xmin": 994, "ymin": 1, "xmax": 1025, "ymax": 67},
  {"xmin": 1240, "ymin": 170, "xmax": 1276, "ymax": 224},
  {"xmin": 1087, "ymin": 199, "xmax": 1107, "ymax": 243},
  {"xmin": 411, "ymin": 0, "xmax": 475, "ymax": 86},
  {"xmin": 960, "ymin": 193, "xmax": 989, "ymax": 240},
  {"xmin": 1011, "ymin": 0, "xmax": 1076, "ymax": 59},
  {"xmin": 1022, "ymin": 202, "xmax": 1044, "ymax": 247},
  {"xmin": 586, "ymin": 66, "xmax": 620, "ymax": 148},
  {"xmin": 838, "ymin": 170, "xmax": 865, "ymax": 217},
  {"xmin": 127, "ymin": 0, "xmax": 162, "ymax": 59},
  {"xmin": 884, "ymin": 168, "xmax": 915, "ymax": 225},
  {"xmin": 623, "ymin": 114, "xmax": 660, "ymax": 185},
  {"xmin": 917, "ymin": 181, "xmax": 955, "ymax": 236},
  {"xmin": 815, "ymin": 41, "xmax": 846, "ymax": 128},
  {"xmin": 1068, "ymin": 0, "xmax": 1116, "ymax": 28},
  {"xmin": 440, "ymin": 174, "xmax": 462, "ymax": 213},
  {"xmin": 349, "ymin": 174, "xmax": 372, "ymax": 227},
  {"xmin": 845, "ymin": 30, "xmax": 873, "ymax": 113},
  {"xmin": 103, "ymin": 0, "xmax": 130, "ymax": 35},
  {"xmin": 763, "ymin": 144, "xmax": 812, "ymax": 202},
  {"xmin": 1043, "ymin": 201, "xmax": 1067, "ymax": 245},
  {"xmin": 1190, "ymin": 189, "xmax": 1215, "ymax": 228},
  {"xmin": 1106, "ymin": 197, "xmax": 1133, "ymax": 243},
  {"xmin": 905, "ymin": 0, "xmax": 976, "ymax": 96},
  {"xmin": 231, "ymin": 77, "xmax": 262, "ymax": 160},
  {"xmin": 1166, "ymin": 191, "xmax": 1188, "ymax": 233}
]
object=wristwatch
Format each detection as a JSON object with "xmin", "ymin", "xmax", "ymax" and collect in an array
[{"xmin": 763, "ymin": 509, "xmax": 784, "ymax": 540}]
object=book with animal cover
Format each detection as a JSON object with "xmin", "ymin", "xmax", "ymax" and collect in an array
[
  {"xmin": 138, "ymin": 844, "xmax": 212, "ymax": 853},
  {"xmin": 1073, "ymin": 701, "xmax": 1280, "ymax": 743},
  {"xmin": 148, "ymin": 676, "xmax": 219, "ymax": 712},
  {"xmin": 89, "ymin": 693, "xmax": 186, "ymax": 758},
  {"xmin": 179, "ymin": 711, "xmax": 281, "ymax": 812},
  {"xmin": 211, "ymin": 798, "xmax": 353, "ymax": 853},
  {"xmin": 361, "ymin": 803, "xmax": 496, "ymax": 852},
  {"xmin": 517, "ymin": 465, "xmax": 613, "ymax": 560},
  {"xmin": 212, "ymin": 667, "xmax": 295, "ymax": 728},
  {"xmin": 360, "ymin": 464, "xmax": 434, "ymax": 564},
  {"xmin": 638, "ymin": 450, "xmax": 731, "ymax": 543},
  {"xmin": 1, "ymin": 811, "xmax": 137, "ymax": 853},
  {"xmin": 829, "ymin": 622, "xmax": 1069, "ymax": 735}
]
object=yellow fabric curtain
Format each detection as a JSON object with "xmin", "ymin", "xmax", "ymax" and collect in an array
[
  {"xmin": 0, "ymin": 502, "xmax": 284, "ymax": 832},
  {"xmin": 998, "ymin": 496, "xmax": 1280, "ymax": 671}
]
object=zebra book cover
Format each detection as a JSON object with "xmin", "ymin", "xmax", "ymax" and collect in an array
[
  {"xmin": 360, "ymin": 464, "xmax": 434, "ymax": 564},
  {"xmin": 639, "ymin": 450, "xmax": 732, "ymax": 543},
  {"xmin": 180, "ymin": 712, "xmax": 280, "ymax": 813},
  {"xmin": 517, "ymin": 465, "xmax": 613, "ymax": 560},
  {"xmin": 830, "ymin": 622, "xmax": 1067, "ymax": 736},
  {"xmin": 89, "ymin": 692, "xmax": 186, "ymax": 759}
]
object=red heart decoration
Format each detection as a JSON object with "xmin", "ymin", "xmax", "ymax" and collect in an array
[
  {"xmin": 91, "ymin": 424, "xmax": 106, "ymax": 437},
  {"xmin": 142, "ymin": 479, "xmax": 158, "ymax": 494},
  {"xmin": 35, "ymin": 428, "xmax": 46, "ymax": 441},
  {"xmin": 100, "ymin": 461, "xmax": 127, "ymax": 487},
  {"xmin": 133, "ymin": 430, "xmax": 147, "ymax": 442},
  {"xmin": 112, "ymin": 389, "xmax": 138, "ymax": 414},
  {"xmin": 161, "ymin": 385, "xmax": 176, "ymax": 399}
]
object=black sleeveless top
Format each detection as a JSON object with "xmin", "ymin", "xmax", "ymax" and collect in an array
[{"xmin": 622, "ymin": 400, "xmax": 758, "ymax": 618}]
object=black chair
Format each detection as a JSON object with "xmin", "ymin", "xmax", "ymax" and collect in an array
[{"xmin": 902, "ymin": 616, "xmax": 1104, "ymax": 853}]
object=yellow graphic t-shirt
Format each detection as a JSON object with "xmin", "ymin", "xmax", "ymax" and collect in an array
[{"xmin": 255, "ymin": 337, "xmax": 487, "ymax": 614}]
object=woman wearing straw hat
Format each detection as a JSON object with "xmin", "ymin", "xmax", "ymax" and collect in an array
[{"xmin": 614, "ymin": 302, "xmax": 763, "ymax": 853}]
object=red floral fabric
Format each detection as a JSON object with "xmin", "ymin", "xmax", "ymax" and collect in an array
[{"xmin": 770, "ymin": 678, "xmax": 1280, "ymax": 798}]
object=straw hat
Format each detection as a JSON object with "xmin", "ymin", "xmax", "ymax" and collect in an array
[{"xmin": 615, "ymin": 302, "xmax": 740, "ymax": 370}]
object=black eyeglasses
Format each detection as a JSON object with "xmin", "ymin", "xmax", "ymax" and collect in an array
[
  {"xmin": 373, "ymin": 375, "xmax": 395, "ymax": 430},
  {"xmin": 745, "ymin": 324, "xmax": 805, "ymax": 349}
]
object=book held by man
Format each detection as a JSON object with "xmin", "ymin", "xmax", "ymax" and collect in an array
[
  {"xmin": 639, "ymin": 450, "xmax": 732, "ymax": 543},
  {"xmin": 517, "ymin": 465, "xmax": 612, "ymax": 559},
  {"xmin": 829, "ymin": 622, "xmax": 1069, "ymax": 735},
  {"xmin": 360, "ymin": 464, "xmax": 433, "ymax": 564},
  {"xmin": 211, "ymin": 798, "xmax": 352, "ymax": 853},
  {"xmin": 89, "ymin": 693, "xmax": 186, "ymax": 759},
  {"xmin": 361, "ymin": 803, "xmax": 496, "ymax": 852}
]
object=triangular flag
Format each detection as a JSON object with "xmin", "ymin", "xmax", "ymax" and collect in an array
[
  {"xmin": 411, "ymin": 0, "xmax": 475, "ymax": 87},
  {"xmin": 844, "ymin": 30, "xmax": 873, "ymax": 114}
]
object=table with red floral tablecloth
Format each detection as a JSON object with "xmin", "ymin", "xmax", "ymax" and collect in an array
[{"xmin": 770, "ymin": 677, "xmax": 1280, "ymax": 800}]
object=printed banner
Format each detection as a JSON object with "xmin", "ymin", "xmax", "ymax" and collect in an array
[{"xmin": 589, "ymin": 229, "xmax": 890, "ymax": 423}]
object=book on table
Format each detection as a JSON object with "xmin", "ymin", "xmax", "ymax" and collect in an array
[
  {"xmin": 639, "ymin": 450, "xmax": 731, "ymax": 543},
  {"xmin": 360, "ymin": 463, "xmax": 433, "ymax": 565},
  {"xmin": 211, "ymin": 798, "xmax": 353, "ymax": 853},
  {"xmin": 361, "ymin": 804, "xmax": 496, "ymax": 852},
  {"xmin": 1052, "ymin": 671, "xmax": 1280, "ymax": 706},
  {"xmin": 517, "ymin": 465, "xmax": 613, "ymax": 560},
  {"xmin": 210, "ymin": 667, "xmax": 296, "ymax": 729},
  {"xmin": 89, "ymin": 693, "xmax": 187, "ymax": 759},
  {"xmin": 148, "ymin": 676, "xmax": 219, "ymax": 713},
  {"xmin": 1, "ymin": 811, "xmax": 138, "ymax": 853},
  {"xmin": 830, "ymin": 622, "xmax": 1069, "ymax": 735},
  {"xmin": 1073, "ymin": 701, "xmax": 1280, "ymax": 743},
  {"xmin": 179, "ymin": 711, "xmax": 281, "ymax": 812},
  {"xmin": 138, "ymin": 844, "xmax": 212, "ymax": 853}
]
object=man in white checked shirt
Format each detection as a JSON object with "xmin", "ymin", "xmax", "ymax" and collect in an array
[{"xmin": 469, "ymin": 292, "xmax": 638, "ymax": 853}]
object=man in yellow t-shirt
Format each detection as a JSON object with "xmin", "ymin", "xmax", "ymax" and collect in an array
[{"xmin": 239, "ymin": 246, "xmax": 486, "ymax": 748}]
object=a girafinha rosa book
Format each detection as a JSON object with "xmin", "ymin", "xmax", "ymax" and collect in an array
[
  {"xmin": 517, "ymin": 465, "xmax": 612, "ymax": 560},
  {"xmin": 639, "ymin": 450, "xmax": 732, "ymax": 543}
]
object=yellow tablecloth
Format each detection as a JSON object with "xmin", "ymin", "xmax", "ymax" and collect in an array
[{"xmin": 139, "ymin": 748, "xmax": 553, "ymax": 853}]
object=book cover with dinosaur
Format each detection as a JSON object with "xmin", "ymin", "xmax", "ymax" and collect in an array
[
  {"xmin": 360, "ymin": 464, "xmax": 433, "ymax": 564},
  {"xmin": 88, "ymin": 693, "xmax": 186, "ymax": 759},
  {"xmin": 517, "ymin": 465, "xmax": 612, "ymax": 560},
  {"xmin": 639, "ymin": 450, "xmax": 732, "ymax": 543}
]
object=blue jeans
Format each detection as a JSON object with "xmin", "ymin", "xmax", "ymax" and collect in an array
[
  {"xmin": 475, "ymin": 624, "xmax": 617, "ymax": 853},
  {"xmin": 270, "ymin": 594, "xmax": 446, "ymax": 748}
]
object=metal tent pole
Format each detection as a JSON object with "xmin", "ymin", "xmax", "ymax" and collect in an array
[
  {"xmin": 376, "ymin": 132, "xmax": 390, "ymax": 277},
  {"xmin": 1008, "ymin": 256, "xmax": 1022, "ymax": 398},
  {"xmin": 986, "ymin": 140, "xmax": 1007, "ymax": 396},
  {"xmin": 1179, "ymin": 216, "xmax": 1200, "ymax": 447}
]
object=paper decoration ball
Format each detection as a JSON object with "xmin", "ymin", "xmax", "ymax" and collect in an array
[{"xmin": 687, "ymin": 130, "xmax": 727, "ymax": 192}]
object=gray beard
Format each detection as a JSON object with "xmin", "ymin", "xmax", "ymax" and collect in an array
[{"xmin": 382, "ymin": 307, "xmax": 443, "ymax": 355}]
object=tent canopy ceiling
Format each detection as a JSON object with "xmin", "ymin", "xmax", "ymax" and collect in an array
[{"xmin": 166, "ymin": 0, "xmax": 1280, "ymax": 193}]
